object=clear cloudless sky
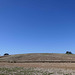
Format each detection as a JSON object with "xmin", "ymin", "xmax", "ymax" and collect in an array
[{"xmin": 0, "ymin": 0, "xmax": 75, "ymax": 55}]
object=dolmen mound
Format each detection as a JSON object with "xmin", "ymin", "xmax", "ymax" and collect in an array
[{"xmin": 0, "ymin": 53, "xmax": 75, "ymax": 63}]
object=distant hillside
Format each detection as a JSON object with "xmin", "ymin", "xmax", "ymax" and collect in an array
[{"xmin": 0, "ymin": 53, "xmax": 75, "ymax": 62}]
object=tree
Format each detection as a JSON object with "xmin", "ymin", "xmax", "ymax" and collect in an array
[
  {"xmin": 66, "ymin": 51, "xmax": 72, "ymax": 54},
  {"xmin": 4, "ymin": 53, "xmax": 9, "ymax": 56}
]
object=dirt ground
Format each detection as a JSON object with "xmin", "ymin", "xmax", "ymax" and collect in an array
[{"xmin": 0, "ymin": 63, "xmax": 75, "ymax": 70}]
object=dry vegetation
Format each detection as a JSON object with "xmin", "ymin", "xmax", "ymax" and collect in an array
[
  {"xmin": 0, "ymin": 63, "xmax": 75, "ymax": 75},
  {"xmin": 0, "ymin": 53, "xmax": 75, "ymax": 75},
  {"xmin": 0, "ymin": 67, "xmax": 75, "ymax": 75},
  {"xmin": 0, "ymin": 53, "xmax": 75, "ymax": 62}
]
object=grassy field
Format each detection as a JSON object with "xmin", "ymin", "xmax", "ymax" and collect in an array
[
  {"xmin": 0, "ymin": 67, "xmax": 74, "ymax": 75},
  {"xmin": 0, "ymin": 53, "xmax": 75, "ymax": 63},
  {"xmin": 0, "ymin": 63, "xmax": 75, "ymax": 75},
  {"xmin": 0, "ymin": 53, "xmax": 75, "ymax": 75}
]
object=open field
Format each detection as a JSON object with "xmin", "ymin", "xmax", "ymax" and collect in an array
[
  {"xmin": 0, "ymin": 63, "xmax": 75, "ymax": 69},
  {"xmin": 0, "ymin": 53, "xmax": 75, "ymax": 63},
  {"xmin": 0, "ymin": 63, "xmax": 75, "ymax": 75},
  {"xmin": 0, "ymin": 53, "xmax": 75, "ymax": 74}
]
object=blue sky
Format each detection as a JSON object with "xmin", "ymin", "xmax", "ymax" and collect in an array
[{"xmin": 0, "ymin": 0, "xmax": 75, "ymax": 55}]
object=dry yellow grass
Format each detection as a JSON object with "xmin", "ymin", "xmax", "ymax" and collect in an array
[
  {"xmin": 0, "ymin": 53, "xmax": 75, "ymax": 74},
  {"xmin": 0, "ymin": 63, "xmax": 75, "ymax": 70},
  {"xmin": 0, "ymin": 63, "xmax": 75, "ymax": 75},
  {"xmin": 1, "ymin": 53, "xmax": 75, "ymax": 62}
]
